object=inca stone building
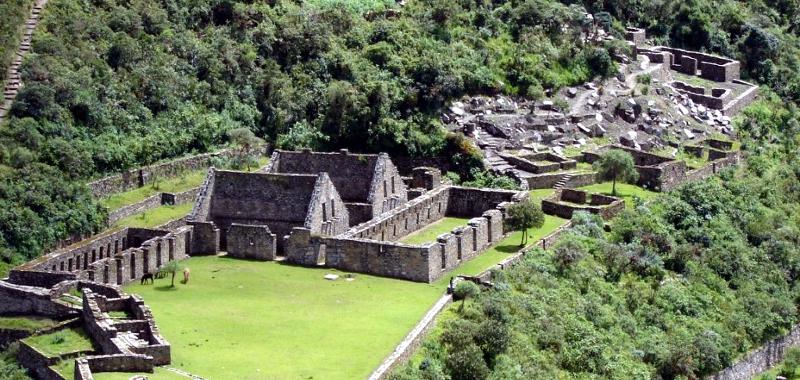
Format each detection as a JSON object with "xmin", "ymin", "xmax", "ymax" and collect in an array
[{"xmin": 188, "ymin": 149, "xmax": 527, "ymax": 282}]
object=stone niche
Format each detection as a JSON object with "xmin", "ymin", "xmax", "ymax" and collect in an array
[{"xmin": 226, "ymin": 224, "xmax": 276, "ymax": 261}]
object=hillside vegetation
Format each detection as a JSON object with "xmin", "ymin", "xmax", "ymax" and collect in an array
[
  {"xmin": 393, "ymin": 96, "xmax": 800, "ymax": 378},
  {"xmin": 0, "ymin": 0, "xmax": 619, "ymax": 267},
  {"xmin": 0, "ymin": 0, "xmax": 33, "ymax": 83}
]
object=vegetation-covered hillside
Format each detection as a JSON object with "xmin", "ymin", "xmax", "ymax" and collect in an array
[
  {"xmin": 0, "ymin": 0, "xmax": 620, "ymax": 268},
  {"xmin": 0, "ymin": 0, "xmax": 33, "ymax": 82},
  {"xmin": 393, "ymin": 95, "xmax": 800, "ymax": 378}
]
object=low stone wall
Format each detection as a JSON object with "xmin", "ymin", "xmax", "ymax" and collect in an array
[
  {"xmin": 710, "ymin": 324, "xmax": 800, "ymax": 380},
  {"xmin": 373, "ymin": 219, "xmax": 574, "ymax": 379},
  {"xmin": 74, "ymin": 354, "xmax": 154, "ymax": 380},
  {"xmin": 287, "ymin": 207, "xmax": 505, "ymax": 283},
  {"xmin": 672, "ymin": 81, "xmax": 727, "ymax": 109},
  {"xmin": 107, "ymin": 194, "xmax": 161, "ymax": 225},
  {"xmin": 227, "ymin": 224, "xmax": 276, "ymax": 261},
  {"xmin": 18, "ymin": 337, "xmax": 90, "ymax": 380},
  {"xmin": 0, "ymin": 280, "xmax": 78, "ymax": 317},
  {"xmin": 723, "ymin": 81, "xmax": 759, "ymax": 116},
  {"xmin": 87, "ymin": 147, "xmax": 257, "ymax": 199},
  {"xmin": 368, "ymin": 294, "xmax": 452, "ymax": 380},
  {"xmin": 107, "ymin": 186, "xmax": 202, "ymax": 226},
  {"xmin": 541, "ymin": 190, "xmax": 625, "ymax": 220},
  {"xmin": 686, "ymin": 152, "xmax": 742, "ymax": 183}
]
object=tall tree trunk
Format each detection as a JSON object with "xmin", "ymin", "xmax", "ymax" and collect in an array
[
  {"xmin": 171, "ymin": 271, "xmax": 175, "ymax": 287},
  {"xmin": 612, "ymin": 178, "xmax": 617, "ymax": 196}
]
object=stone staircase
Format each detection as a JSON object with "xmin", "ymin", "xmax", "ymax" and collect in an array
[
  {"xmin": 0, "ymin": 0, "xmax": 47, "ymax": 121},
  {"xmin": 553, "ymin": 173, "xmax": 574, "ymax": 189}
]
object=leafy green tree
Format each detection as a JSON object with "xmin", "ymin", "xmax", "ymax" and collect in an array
[
  {"xmin": 453, "ymin": 281, "xmax": 480, "ymax": 310},
  {"xmin": 593, "ymin": 150, "xmax": 639, "ymax": 195},
  {"xmin": 445, "ymin": 343, "xmax": 489, "ymax": 380},
  {"xmin": 159, "ymin": 261, "xmax": 183, "ymax": 288},
  {"xmin": 506, "ymin": 199, "xmax": 545, "ymax": 246},
  {"xmin": 227, "ymin": 128, "xmax": 264, "ymax": 171}
]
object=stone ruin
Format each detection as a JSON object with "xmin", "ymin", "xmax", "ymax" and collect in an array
[
  {"xmin": 541, "ymin": 188, "xmax": 625, "ymax": 220},
  {"xmin": 0, "ymin": 148, "xmax": 533, "ymax": 379},
  {"xmin": 439, "ymin": 25, "xmax": 754, "ymax": 193},
  {"xmin": 188, "ymin": 149, "xmax": 528, "ymax": 283}
]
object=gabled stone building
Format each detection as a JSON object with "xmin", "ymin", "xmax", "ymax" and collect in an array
[
  {"xmin": 265, "ymin": 149, "xmax": 408, "ymax": 225},
  {"xmin": 187, "ymin": 170, "xmax": 349, "ymax": 259}
]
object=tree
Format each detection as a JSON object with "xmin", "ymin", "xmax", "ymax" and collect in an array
[
  {"xmin": 453, "ymin": 281, "xmax": 480, "ymax": 310},
  {"xmin": 227, "ymin": 128, "xmax": 264, "ymax": 171},
  {"xmin": 159, "ymin": 261, "xmax": 183, "ymax": 288},
  {"xmin": 506, "ymin": 199, "xmax": 546, "ymax": 246},
  {"xmin": 593, "ymin": 150, "xmax": 639, "ymax": 196}
]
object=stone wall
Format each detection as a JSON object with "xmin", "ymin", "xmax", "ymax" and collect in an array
[
  {"xmin": 585, "ymin": 146, "xmax": 689, "ymax": 192},
  {"xmin": 107, "ymin": 187, "xmax": 202, "ymax": 225},
  {"xmin": 368, "ymin": 294, "xmax": 452, "ymax": 380},
  {"xmin": 87, "ymin": 147, "xmax": 249, "ymax": 199},
  {"xmin": 10, "ymin": 226, "xmax": 191, "ymax": 287},
  {"xmin": 82, "ymin": 289, "xmax": 170, "ymax": 366},
  {"xmin": 672, "ymin": 81, "xmax": 728, "ymax": 109},
  {"xmin": 411, "ymin": 167, "xmax": 442, "ymax": 190},
  {"xmin": 0, "ymin": 280, "xmax": 78, "ymax": 317},
  {"xmin": 197, "ymin": 170, "xmax": 348, "ymax": 251},
  {"xmin": 369, "ymin": 153, "xmax": 409, "ymax": 216},
  {"xmin": 447, "ymin": 186, "xmax": 524, "ymax": 217},
  {"xmin": 268, "ymin": 149, "xmax": 409, "ymax": 221},
  {"xmin": 541, "ymin": 189, "xmax": 625, "ymax": 220},
  {"xmin": 722, "ymin": 80, "xmax": 759, "ymax": 116},
  {"xmin": 287, "ymin": 202, "xmax": 506, "ymax": 283},
  {"xmin": 709, "ymin": 324, "xmax": 800, "ymax": 380},
  {"xmin": 348, "ymin": 186, "xmax": 451, "ymax": 242},
  {"xmin": 652, "ymin": 46, "xmax": 741, "ymax": 82},
  {"xmin": 227, "ymin": 224, "xmax": 276, "ymax": 261},
  {"xmin": 624, "ymin": 27, "xmax": 645, "ymax": 45}
]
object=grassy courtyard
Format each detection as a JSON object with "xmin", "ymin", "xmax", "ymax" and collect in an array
[
  {"xmin": 0, "ymin": 315, "xmax": 58, "ymax": 331},
  {"xmin": 23, "ymin": 327, "xmax": 94, "ymax": 358},
  {"xmin": 125, "ymin": 257, "xmax": 444, "ymax": 380},
  {"xmin": 121, "ymin": 214, "xmax": 568, "ymax": 379},
  {"xmin": 579, "ymin": 181, "xmax": 659, "ymax": 208},
  {"xmin": 112, "ymin": 203, "xmax": 194, "ymax": 229},
  {"xmin": 100, "ymin": 170, "xmax": 208, "ymax": 211},
  {"xmin": 399, "ymin": 217, "xmax": 471, "ymax": 245},
  {"xmin": 99, "ymin": 157, "xmax": 270, "ymax": 211}
]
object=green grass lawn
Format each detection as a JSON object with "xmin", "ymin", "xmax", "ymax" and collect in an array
[
  {"xmin": 23, "ymin": 327, "xmax": 95, "ymax": 358},
  {"xmin": 120, "ymin": 213, "xmax": 568, "ymax": 380},
  {"xmin": 93, "ymin": 367, "xmax": 190, "ymax": 380},
  {"xmin": 529, "ymin": 188, "xmax": 555, "ymax": 203},
  {"xmin": 124, "ymin": 256, "xmax": 445, "ymax": 380},
  {"xmin": 579, "ymin": 181, "xmax": 659, "ymax": 208},
  {"xmin": 99, "ymin": 157, "xmax": 270, "ymax": 211},
  {"xmin": 433, "ymin": 214, "xmax": 567, "ymax": 287},
  {"xmin": 99, "ymin": 170, "xmax": 208, "ymax": 211},
  {"xmin": 112, "ymin": 203, "xmax": 193, "ymax": 229},
  {"xmin": 0, "ymin": 316, "xmax": 58, "ymax": 331},
  {"xmin": 400, "ymin": 217, "xmax": 471, "ymax": 245}
]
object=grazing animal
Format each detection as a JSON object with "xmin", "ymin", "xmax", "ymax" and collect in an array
[
  {"xmin": 140, "ymin": 273, "xmax": 154, "ymax": 285},
  {"xmin": 182, "ymin": 267, "xmax": 190, "ymax": 284}
]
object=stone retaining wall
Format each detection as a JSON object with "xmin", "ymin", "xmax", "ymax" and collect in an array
[
  {"xmin": 710, "ymin": 324, "xmax": 800, "ymax": 380},
  {"xmin": 86, "ymin": 147, "xmax": 259, "ymax": 199}
]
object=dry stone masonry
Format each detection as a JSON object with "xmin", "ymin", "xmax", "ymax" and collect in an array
[{"xmin": 189, "ymin": 150, "xmax": 526, "ymax": 282}]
